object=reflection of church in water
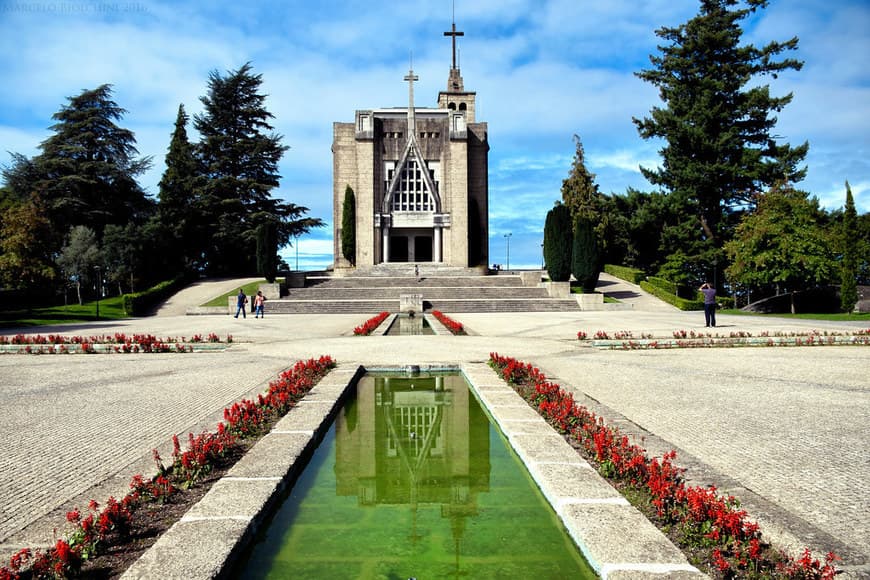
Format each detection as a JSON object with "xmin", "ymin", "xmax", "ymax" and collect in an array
[{"xmin": 334, "ymin": 375, "xmax": 490, "ymax": 538}]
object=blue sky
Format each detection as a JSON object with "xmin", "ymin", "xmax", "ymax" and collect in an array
[{"xmin": 1, "ymin": 0, "xmax": 868, "ymax": 270}]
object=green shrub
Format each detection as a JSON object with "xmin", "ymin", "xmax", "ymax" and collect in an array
[
  {"xmin": 646, "ymin": 276, "xmax": 679, "ymax": 295},
  {"xmin": 122, "ymin": 276, "xmax": 192, "ymax": 316},
  {"xmin": 604, "ymin": 264, "xmax": 646, "ymax": 285},
  {"xmin": 640, "ymin": 280, "xmax": 704, "ymax": 310}
]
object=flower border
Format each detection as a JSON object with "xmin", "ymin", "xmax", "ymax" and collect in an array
[
  {"xmin": 0, "ymin": 355, "xmax": 335, "ymax": 580},
  {"xmin": 488, "ymin": 352, "xmax": 839, "ymax": 579}
]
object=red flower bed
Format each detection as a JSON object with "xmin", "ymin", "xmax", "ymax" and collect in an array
[
  {"xmin": 488, "ymin": 352, "xmax": 839, "ymax": 580},
  {"xmin": 0, "ymin": 355, "xmax": 335, "ymax": 580},
  {"xmin": 431, "ymin": 310, "xmax": 464, "ymax": 334},
  {"xmin": 353, "ymin": 311, "xmax": 390, "ymax": 335},
  {"xmin": 0, "ymin": 332, "xmax": 234, "ymax": 354}
]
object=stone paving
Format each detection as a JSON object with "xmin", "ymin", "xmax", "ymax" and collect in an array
[{"xmin": 0, "ymin": 276, "xmax": 867, "ymax": 577}]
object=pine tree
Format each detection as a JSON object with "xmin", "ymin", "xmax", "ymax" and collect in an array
[
  {"xmin": 840, "ymin": 182, "xmax": 858, "ymax": 313},
  {"xmin": 35, "ymin": 85, "xmax": 153, "ymax": 239},
  {"xmin": 193, "ymin": 63, "xmax": 290, "ymax": 275},
  {"xmin": 634, "ymin": 0, "xmax": 807, "ymax": 278},
  {"xmin": 543, "ymin": 203, "xmax": 573, "ymax": 282},
  {"xmin": 341, "ymin": 185, "xmax": 356, "ymax": 265},
  {"xmin": 561, "ymin": 135, "xmax": 601, "ymax": 222}
]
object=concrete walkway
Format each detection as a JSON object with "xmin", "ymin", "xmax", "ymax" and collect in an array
[{"xmin": 0, "ymin": 278, "xmax": 867, "ymax": 577}]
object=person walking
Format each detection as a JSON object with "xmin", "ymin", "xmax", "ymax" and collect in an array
[
  {"xmin": 253, "ymin": 290, "xmax": 266, "ymax": 318},
  {"xmin": 414, "ymin": 264, "xmax": 420, "ymax": 283},
  {"xmin": 234, "ymin": 288, "xmax": 248, "ymax": 319},
  {"xmin": 699, "ymin": 282, "xmax": 717, "ymax": 327}
]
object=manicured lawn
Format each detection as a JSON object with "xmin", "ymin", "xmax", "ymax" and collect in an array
[
  {"xmin": 0, "ymin": 296, "xmax": 129, "ymax": 328},
  {"xmin": 201, "ymin": 279, "xmax": 268, "ymax": 307},
  {"xmin": 719, "ymin": 309, "xmax": 869, "ymax": 322}
]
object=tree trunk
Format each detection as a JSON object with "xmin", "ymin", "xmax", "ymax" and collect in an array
[{"xmin": 75, "ymin": 281, "xmax": 82, "ymax": 305}]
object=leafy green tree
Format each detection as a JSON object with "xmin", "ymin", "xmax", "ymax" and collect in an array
[
  {"xmin": 725, "ymin": 183, "xmax": 833, "ymax": 312},
  {"xmin": 158, "ymin": 104, "xmax": 201, "ymax": 274},
  {"xmin": 34, "ymin": 85, "xmax": 153, "ymax": 239},
  {"xmin": 839, "ymin": 182, "xmax": 858, "ymax": 312},
  {"xmin": 102, "ymin": 223, "xmax": 144, "ymax": 295},
  {"xmin": 572, "ymin": 214, "xmax": 600, "ymax": 292},
  {"xmin": 543, "ymin": 203, "xmax": 572, "ymax": 282},
  {"xmin": 634, "ymin": 0, "xmax": 808, "ymax": 279},
  {"xmin": 0, "ymin": 195, "xmax": 56, "ymax": 290},
  {"xmin": 57, "ymin": 225, "xmax": 101, "ymax": 305}
]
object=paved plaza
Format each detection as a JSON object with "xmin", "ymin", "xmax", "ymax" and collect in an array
[{"xmin": 0, "ymin": 276, "xmax": 867, "ymax": 577}]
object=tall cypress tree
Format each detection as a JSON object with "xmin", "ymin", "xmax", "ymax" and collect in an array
[
  {"xmin": 634, "ymin": 0, "xmax": 807, "ymax": 279},
  {"xmin": 543, "ymin": 203, "xmax": 572, "ymax": 282},
  {"xmin": 840, "ymin": 182, "xmax": 858, "ymax": 313},
  {"xmin": 158, "ymin": 104, "xmax": 200, "ymax": 273},
  {"xmin": 341, "ymin": 185, "xmax": 356, "ymax": 266},
  {"xmin": 572, "ymin": 214, "xmax": 600, "ymax": 292}
]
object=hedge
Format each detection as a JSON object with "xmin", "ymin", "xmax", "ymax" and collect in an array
[
  {"xmin": 646, "ymin": 276, "xmax": 679, "ymax": 295},
  {"xmin": 640, "ymin": 280, "xmax": 704, "ymax": 310},
  {"xmin": 603, "ymin": 264, "xmax": 646, "ymax": 285},
  {"xmin": 122, "ymin": 275, "xmax": 192, "ymax": 317}
]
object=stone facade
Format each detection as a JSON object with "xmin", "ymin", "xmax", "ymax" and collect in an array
[{"xmin": 333, "ymin": 34, "xmax": 488, "ymax": 271}]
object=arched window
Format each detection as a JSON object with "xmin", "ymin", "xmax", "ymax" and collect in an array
[
  {"xmin": 458, "ymin": 102, "xmax": 467, "ymax": 111},
  {"xmin": 448, "ymin": 102, "xmax": 456, "ymax": 111}
]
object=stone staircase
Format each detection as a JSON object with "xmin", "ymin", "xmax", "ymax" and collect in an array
[{"xmin": 265, "ymin": 267, "xmax": 580, "ymax": 314}]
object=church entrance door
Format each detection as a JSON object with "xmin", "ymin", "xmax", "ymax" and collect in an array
[
  {"xmin": 414, "ymin": 236, "xmax": 433, "ymax": 262},
  {"xmin": 389, "ymin": 236, "xmax": 409, "ymax": 262}
]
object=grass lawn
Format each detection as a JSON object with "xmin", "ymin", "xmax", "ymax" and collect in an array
[
  {"xmin": 201, "ymin": 279, "xmax": 268, "ymax": 307},
  {"xmin": 0, "ymin": 296, "xmax": 129, "ymax": 328},
  {"xmin": 719, "ymin": 309, "xmax": 869, "ymax": 323}
]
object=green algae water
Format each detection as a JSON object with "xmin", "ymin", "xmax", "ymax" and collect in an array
[
  {"xmin": 385, "ymin": 314, "xmax": 434, "ymax": 335},
  {"xmin": 237, "ymin": 372, "xmax": 596, "ymax": 579}
]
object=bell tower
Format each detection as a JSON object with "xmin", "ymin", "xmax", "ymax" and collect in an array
[{"xmin": 437, "ymin": 13, "xmax": 476, "ymax": 122}]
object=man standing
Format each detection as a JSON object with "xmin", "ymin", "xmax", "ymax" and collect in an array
[
  {"xmin": 234, "ymin": 288, "xmax": 248, "ymax": 319},
  {"xmin": 699, "ymin": 282, "xmax": 717, "ymax": 327}
]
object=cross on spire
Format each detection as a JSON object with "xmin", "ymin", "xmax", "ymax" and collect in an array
[
  {"xmin": 444, "ymin": 11, "xmax": 464, "ymax": 70},
  {"xmin": 404, "ymin": 68, "xmax": 419, "ymax": 135}
]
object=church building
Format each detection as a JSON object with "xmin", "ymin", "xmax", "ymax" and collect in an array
[{"xmin": 332, "ymin": 22, "xmax": 489, "ymax": 270}]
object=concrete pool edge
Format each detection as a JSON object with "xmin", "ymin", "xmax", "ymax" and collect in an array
[{"xmin": 121, "ymin": 362, "xmax": 706, "ymax": 579}]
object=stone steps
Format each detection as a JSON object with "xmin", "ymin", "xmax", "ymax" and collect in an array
[
  {"xmin": 306, "ymin": 275, "xmax": 525, "ymax": 288},
  {"xmin": 265, "ymin": 298, "xmax": 579, "ymax": 314},
  {"xmin": 258, "ymin": 269, "xmax": 579, "ymax": 314},
  {"xmin": 286, "ymin": 286, "xmax": 548, "ymax": 300}
]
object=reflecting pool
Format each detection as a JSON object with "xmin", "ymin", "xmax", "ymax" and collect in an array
[
  {"xmin": 385, "ymin": 314, "xmax": 435, "ymax": 335},
  {"xmin": 236, "ymin": 372, "xmax": 596, "ymax": 579}
]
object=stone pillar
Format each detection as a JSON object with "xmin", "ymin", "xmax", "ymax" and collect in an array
[
  {"xmin": 434, "ymin": 227, "xmax": 442, "ymax": 262},
  {"xmin": 382, "ymin": 226, "xmax": 390, "ymax": 263}
]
